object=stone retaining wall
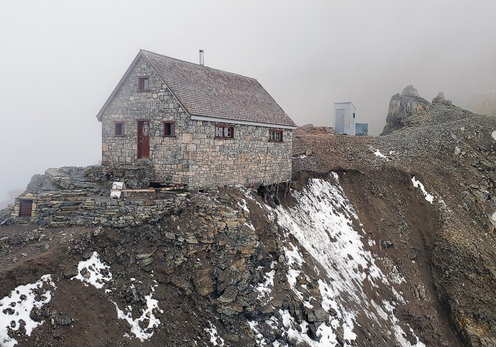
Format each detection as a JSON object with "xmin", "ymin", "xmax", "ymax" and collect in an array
[{"xmin": 10, "ymin": 191, "xmax": 186, "ymax": 228}]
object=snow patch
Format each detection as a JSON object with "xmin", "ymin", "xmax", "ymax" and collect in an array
[
  {"xmin": 0, "ymin": 275, "xmax": 55, "ymax": 347},
  {"xmin": 237, "ymin": 199, "xmax": 249, "ymax": 214},
  {"xmin": 256, "ymin": 263, "xmax": 276, "ymax": 300},
  {"xmin": 411, "ymin": 176, "xmax": 434, "ymax": 204},
  {"xmin": 269, "ymin": 176, "xmax": 425, "ymax": 346},
  {"xmin": 373, "ymin": 150, "xmax": 386, "ymax": 158},
  {"xmin": 248, "ymin": 321, "xmax": 268, "ymax": 346},
  {"xmin": 283, "ymin": 245, "xmax": 314, "ymax": 307},
  {"xmin": 72, "ymin": 251, "xmax": 112, "ymax": 289},
  {"xmin": 237, "ymin": 198, "xmax": 256, "ymax": 230},
  {"xmin": 205, "ymin": 322, "xmax": 225, "ymax": 346},
  {"xmin": 492, "ymin": 212, "xmax": 496, "ymax": 222},
  {"xmin": 114, "ymin": 286, "xmax": 162, "ymax": 342},
  {"xmin": 381, "ymin": 300, "xmax": 426, "ymax": 347},
  {"xmin": 280, "ymin": 309, "xmax": 340, "ymax": 346},
  {"xmin": 492, "ymin": 130, "xmax": 496, "ymax": 141}
]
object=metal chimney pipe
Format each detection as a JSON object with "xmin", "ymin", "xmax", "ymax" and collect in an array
[{"xmin": 199, "ymin": 50, "xmax": 204, "ymax": 66}]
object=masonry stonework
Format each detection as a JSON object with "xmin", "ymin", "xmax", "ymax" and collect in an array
[
  {"xmin": 100, "ymin": 56, "xmax": 293, "ymax": 188},
  {"xmin": 11, "ymin": 190, "xmax": 186, "ymax": 228}
]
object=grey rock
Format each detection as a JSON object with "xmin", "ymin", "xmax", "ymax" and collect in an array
[{"xmin": 55, "ymin": 314, "xmax": 72, "ymax": 326}]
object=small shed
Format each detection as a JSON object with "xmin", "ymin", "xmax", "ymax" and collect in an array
[{"xmin": 334, "ymin": 102, "xmax": 356, "ymax": 135}]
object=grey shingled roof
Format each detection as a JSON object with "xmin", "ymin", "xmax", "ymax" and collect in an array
[{"xmin": 139, "ymin": 50, "xmax": 296, "ymax": 127}]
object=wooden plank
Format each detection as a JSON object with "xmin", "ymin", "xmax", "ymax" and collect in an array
[{"xmin": 120, "ymin": 187, "xmax": 185, "ymax": 193}]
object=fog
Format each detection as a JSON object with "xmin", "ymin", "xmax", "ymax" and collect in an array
[{"xmin": 0, "ymin": 0, "xmax": 495, "ymax": 206}]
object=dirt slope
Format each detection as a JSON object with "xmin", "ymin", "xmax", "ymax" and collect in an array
[{"xmin": 294, "ymin": 90, "xmax": 496, "ymax": 346}]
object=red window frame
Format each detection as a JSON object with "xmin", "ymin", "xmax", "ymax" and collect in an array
[
  {"xmin": 163, "ymin": 121, "xmax": 176, "ymax": 137},
  {"xmin": 114, "ymin": 122, "xmax": 125, "ymax": 136},
  {"xmin": 138, "ymin": 77, "xmax": 149, "ymax": 91},
  {"xmin": 269, "ymin": 129, "xmax": 283, "ymax": 142},
  {"xmin": 214, "ymin": 125, "xmax": 234, "ymax": 139}
]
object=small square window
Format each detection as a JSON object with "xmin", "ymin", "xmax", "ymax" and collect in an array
[
  {"xmin": 138, "ymin": 77, "xmax": 149, "ymax": 91},
  {"xmin": 269, "ymin": 129, "xmax": 283, "ymax": 142},
  {"xmin": 214, "ymin": 125, "xmax": 234, "ymax": 139},
  {"xmin": 114, "ymin": 122, "xmax": 125, "ymax": 136},
  {"xmin": 164, "ymin": 122, "xmax": 176, "ymax": 136}
]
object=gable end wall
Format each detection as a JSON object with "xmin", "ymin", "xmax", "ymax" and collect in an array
[{"xmin": 101, "ymin": 57, "xmax": 190, "ymax": 184}]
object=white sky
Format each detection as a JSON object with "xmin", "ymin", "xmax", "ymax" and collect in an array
[{"xmin": 0, "ymin": 0, "xmax": 495, "ymax": 203}]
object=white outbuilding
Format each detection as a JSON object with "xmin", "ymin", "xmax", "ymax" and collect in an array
[{"xmin": 334, "ymin": 102, "xmax": 356, "ymax": 135}]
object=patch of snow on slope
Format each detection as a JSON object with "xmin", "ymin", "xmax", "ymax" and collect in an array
[
  {"xmin": 237, "ymin": 198, "xmax": 256, "ymax": 230},
  {"xmin": 205, "ymin": 322, "xmax": 225, "ymax": 346},
  {"xmin": 256, "ymin": 262, "xmax": 276, "ymax": 300},
  {"xmin": 374, "ymin": 149, "xmax": 387, "ymax": 158},
  {"xmin": 114, "ymin": 285, "xmax": 162, "ymax": 342},
  {"xmin": 411, "ymin": 176, "xmax": 434, "ymax": 204},
  {"xmin": 284, "ymin": 245, "xmax": 313, "ymax": 308},
  {"xmin": 492, "ymin": 130, "xmax": 496, "ymax": 141},
  {"xmin": 284, "ymin": 245, "xmax": 303, "ymax": 287},
  {"xmin": 280, "ymin": 309, "xmax": 339, "ymax": 346},
  {"xmin": 373, "ymin": 300, "xmax": 426, "ymax": 347},
  {"xmin": 268, "ymin": 175, "xmax": 425, "ymax": 346},
  {"xmin": 237, "ymin": 199, "xmax": 249, "ymax": 214},
  {"xmin": 248, "ymin": 321, "xmax": 268, "ymax": 346},
  {"xmin": 72, "ymin": 251, "xmax": 112, "ymax": 289},
  {"xmin": 0, "ymin": 275, "xmax": 55, "ymax": 347}
]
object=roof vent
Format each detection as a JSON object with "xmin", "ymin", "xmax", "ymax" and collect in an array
[{"xmin": 199, "ymin": 50, "xmax": 204, "ymax": 66}]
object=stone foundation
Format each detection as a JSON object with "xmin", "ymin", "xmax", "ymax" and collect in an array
[{"xmin": 10, "ymin": 191, "xmax": 186, "ymax": 228}]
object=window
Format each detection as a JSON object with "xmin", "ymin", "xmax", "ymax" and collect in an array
[
  {"xmin": 114, "ymin": 122, "xmax": 125, "ymax": 136},
  {"xmin": 138, "ymin": 77, "xmax": 149, "ymax": 91},
  {"xmin": 214, "ymin": 125, "xmax": 234, "ymax": 139},
  {"xmin": 164, "ymin": 122, "xmax": 176, "ymax": 136},
  {"xmin": 269, "ymin": 129, "xmax": 283, "ymax": 142},
  {"xmin": 353, "ymin": 113, "xmax": 356, "ymax": 119}
]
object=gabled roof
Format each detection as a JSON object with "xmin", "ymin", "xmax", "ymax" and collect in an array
[{"xmin": 96, "ymin": 49, "xmax": 296, "ymax": 128}]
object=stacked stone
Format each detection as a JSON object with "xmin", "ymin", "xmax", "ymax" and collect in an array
[
  {"xmin": 10, "ymin": 191, "xmax": 187, "ymax": 228},
  {"xmin": 100, "ymin": 57, "xmax": 293, "ymax": 189}
]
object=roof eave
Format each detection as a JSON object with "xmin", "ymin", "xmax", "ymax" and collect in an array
[{"xmin": 190, "ymin": 115, "xmax": 297, "ymax": 130}]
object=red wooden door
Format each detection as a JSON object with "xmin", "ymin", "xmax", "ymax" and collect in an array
[
  {"xmin": 20, "ymin": 200, "xmax": 33, "ymax": 217},
  {"xmin": 137, "ymin": 120, "xmax": 150, "ymax": 159}
]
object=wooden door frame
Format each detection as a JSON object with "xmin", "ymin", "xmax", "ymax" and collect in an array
[
  {"xmin": 19, "ymin": 199, "xmax": 33, "ymax": 217},
  {"xmin": 137, "ymin": 119, "xmax": 151, "ymax": 159}
]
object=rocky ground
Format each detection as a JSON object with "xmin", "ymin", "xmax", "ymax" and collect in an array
[
  {"xmin": 294, "ymin": 87, "xmax": 496, "ymax": 346},
  {"xmin": 1, "ymin": 86, "xmax": 496, "ymax": 346}
]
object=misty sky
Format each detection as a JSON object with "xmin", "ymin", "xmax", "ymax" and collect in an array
[{"xmin": 0, "ymin": 0, "xmax": 495, "ymax": 205}]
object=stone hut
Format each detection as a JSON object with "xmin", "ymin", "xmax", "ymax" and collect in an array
[{"xmin": 96, "ymin": 50, "xmax": 296, "ymax": 188}]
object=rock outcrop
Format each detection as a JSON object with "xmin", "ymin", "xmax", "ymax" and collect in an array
[{"xmin": 381, "ymin": 85, "xmax": 478, "ymax": 135}]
